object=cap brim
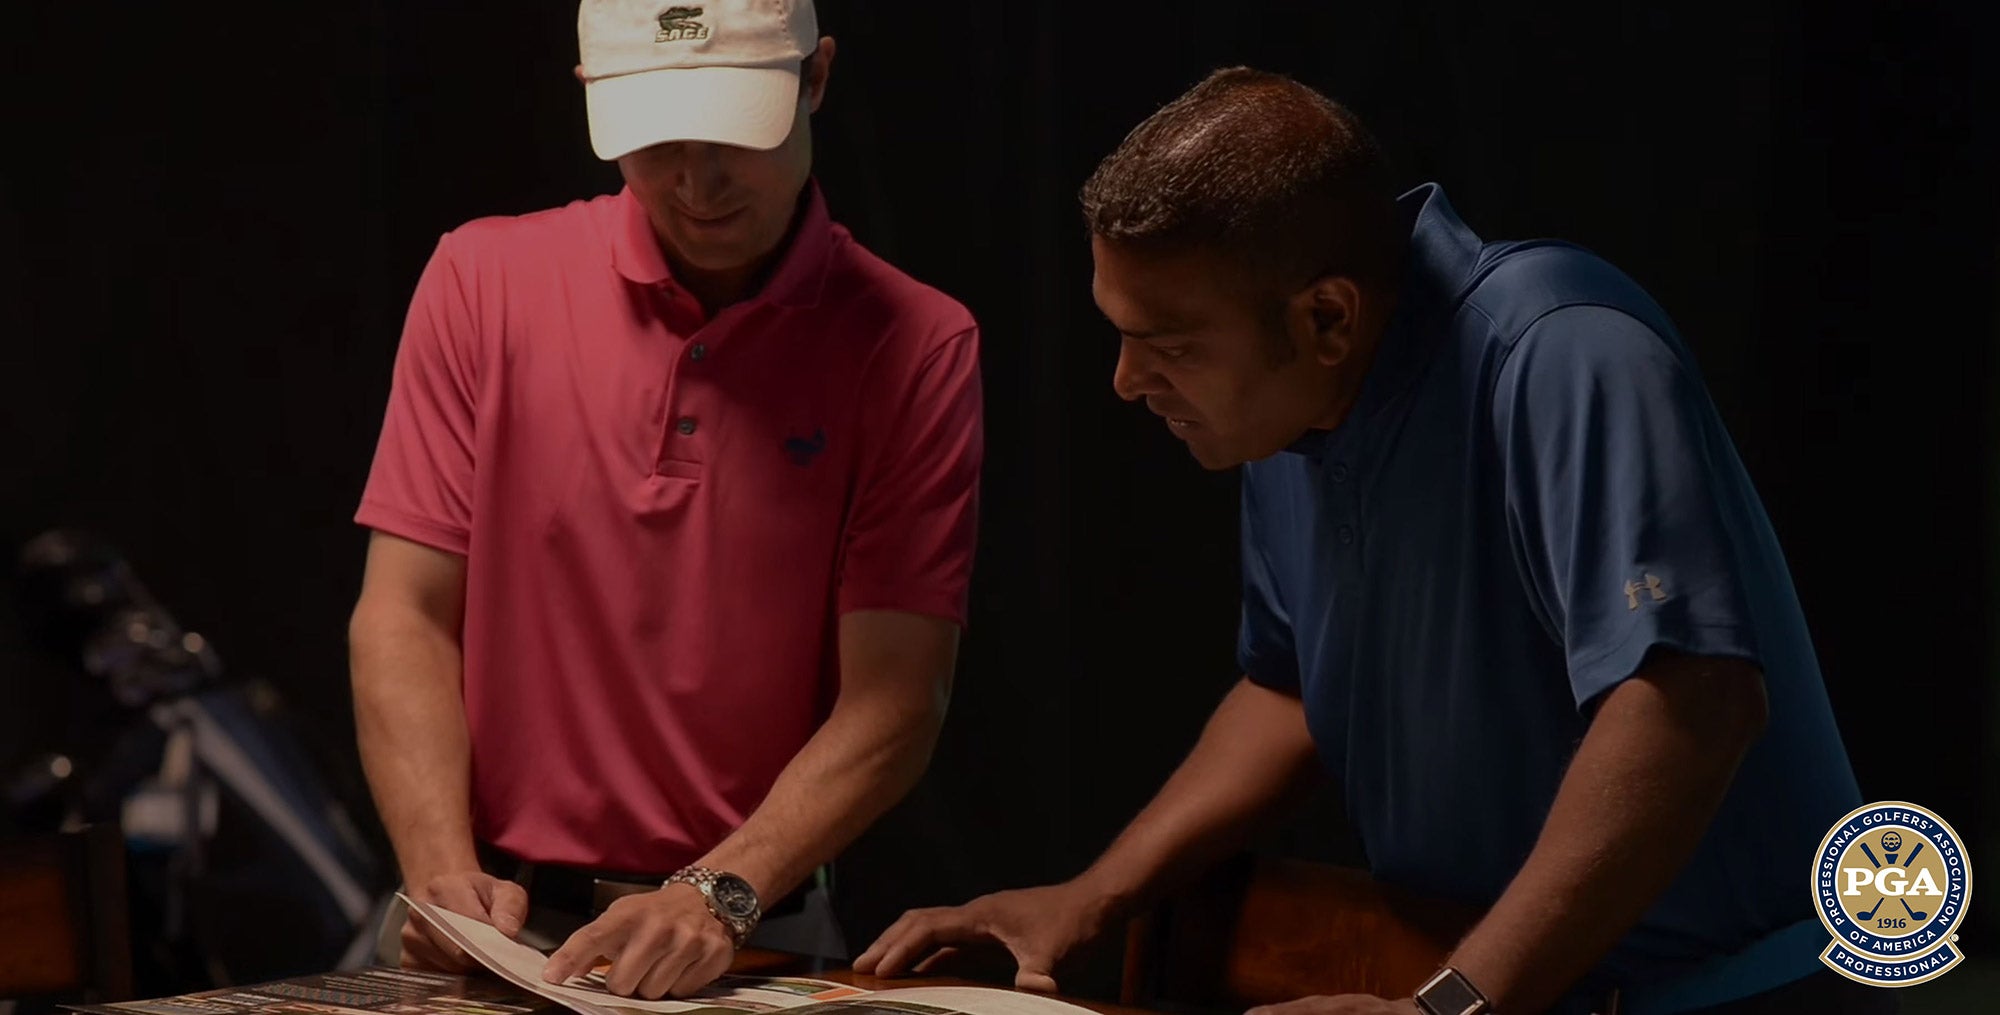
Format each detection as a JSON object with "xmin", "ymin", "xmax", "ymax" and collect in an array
[{"xmin": 586, "ymin": 65, "xmax": 800, "ymax": 160}]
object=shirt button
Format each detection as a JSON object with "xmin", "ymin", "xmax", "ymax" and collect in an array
[
  {"xmin": 1337, "ymin": 524, "xmax": 1355, "ymax": 546},
  {"xmin": 1329, "ymin": 462, "xmax": 1350, "ymax": 483},
  {"xmin": 676, "ymin": 417, "xmax": 698, "ymax": 436},
  {"xmin": 690, "ymin": 343, "xmax": 708, "ymax": 361}
]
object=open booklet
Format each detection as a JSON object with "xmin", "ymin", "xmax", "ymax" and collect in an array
[
  {"xmin": 66, "ymin": 898, "xmax": 1099, "ymax": 1015},
  {"xmin": 395, "ymin": 894, "xmax": 1100, "ymax": 1015}
]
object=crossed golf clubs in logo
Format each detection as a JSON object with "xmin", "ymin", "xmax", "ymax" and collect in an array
[{"xmin": 1856, "ymin": 832, "xmax": 1931, "ymax": 922}]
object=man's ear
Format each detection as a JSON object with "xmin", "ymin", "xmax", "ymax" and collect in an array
[
  {"xmin": 1286, "ymin": 275, "xmax": 1365, "ymax": 368},
  {"xmin": 572, "ymin": 63, "xmax": 586, "ymax": 84},
  {"xmin": 804, "ymin": 36, "xmax": 836, "ymax": 112}
]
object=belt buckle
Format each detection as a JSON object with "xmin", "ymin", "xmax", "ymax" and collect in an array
[{"xmin": 591, "ymin": 877, "xmax": 658, "ymax": 915}]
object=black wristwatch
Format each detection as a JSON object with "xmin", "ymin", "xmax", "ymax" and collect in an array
[
  {"xmin": 1414, "ymin": 967, "xmax": 1491, "ymax": 1015},
  {"xmin": 665, "ymin": 866, "xmax": 762, "ymax": 948}
]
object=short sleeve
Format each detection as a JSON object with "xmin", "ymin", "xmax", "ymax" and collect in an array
[
  {"xmin": 355, "ymin": 235, "xmax": 480, "ymax": 556},
  {"xmin": 835, "ymin": 326, "xmax": 983, "ymax": 625},
  {"xmin": 1493, "ymin": 305, "xmax": 1762, "ymax": 708},
  {"xmin": 1237, "ymin": 474, "xmax": 1301, "ymax": 691}
]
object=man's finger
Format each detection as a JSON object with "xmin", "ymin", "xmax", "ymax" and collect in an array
[
  {"xmin": 1245, "ymin": 1001, "xmax": 1307, "ymax": 1015},
  {"xmin": 850, "ymin": 921, "xmax": 907, "ymax": 974},
  {"xmin": 544, "ymin": 922, "xmax": 610, "ymax": 984},
  {"xmin": 868, "ymin": 922, "xmax": 943, "ymax": 977},
  {"xmin": 875, "ymin": 911, "xmax": 992, "ymax": 977},
  {"xmin": 399, "ymin": 942, "xmax": 440, "ymax": 971},
  {"xmin": 852, "ymin": 934, "xmax": 889, "ymax": 971},
  {"xmin": 428, "ymin": 877, "xmax": 491, "ymax": 920},
  {"xmin": 854, "ymin": 910, "xmax": 927, "ymax": 971},
  {"xmin": 476, "ymin": 877, "xmax": 529, "ymax": 937},
  {"xmin": 404, "ymin": 917, "xmax": 472, "ymax": 970},
  {"xmin": 1245, "ymin": 999, "xmax": 1324, "ymax": 1015},
  {"xmin": 909, "ymin": 945, "xmax": 961, "ymax": 975},
  {"xmin": 648, "ymin": 951, "xmax": 704, "ymax": 1007},
  {"xmin": 1008, "ymin": 939, "xmax": 1062, "ymax": 993},
  {"xmin": 636, "ymin": 951, "xmax": 685, "ymax": 1001},
  {"xmin": 399, "ymin": 930, "xmax": 442, "ymax": 971},
  {"xmin": 619, "ymin": 930, "xmax": 696, "ymax": 998},
  {"xmin": 401, "ymin": 924, "xmax": 472, "ymax": 973},
  {"xmin": 605, "ymin": 927, "xmax": 675, "ymax": 997},
  {"xmin": 1014, "ymin": 969, "xmax": 1060, "ymax": 993},
  {"xmin": 666, "ymin": 938, "xmax": 732, "ymax": 998}
]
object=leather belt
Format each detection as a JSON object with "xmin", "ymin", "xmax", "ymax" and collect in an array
[{"xmin": 477, "ymin": 842, "xmax": 811, "ymax": 919}]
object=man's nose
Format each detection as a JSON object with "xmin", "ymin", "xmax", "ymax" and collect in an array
[
  {"xmin": 1112, "ymin": 339, "xmax": 1164, "ymax": 402},
  {"xmin": 675, "ymin": 142, "xmax": 730, "ymax": 201}
]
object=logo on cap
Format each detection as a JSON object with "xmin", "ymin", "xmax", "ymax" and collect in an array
[
  {"xmin": 1812, "ymin": 800, "xmax": 1973, "ymax": 987},
  {"xmin": 655, "ymin": 5, "xmax": 709, "ymax": 43}
]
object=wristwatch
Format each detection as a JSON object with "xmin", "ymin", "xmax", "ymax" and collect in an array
[
  {"xmin": 665, "ymin": 866, "xmax": 762, "ymax": 948},
  {"xmin": 1414, "ymin": 967, "xmax": 1491, "ymax": 1015}
]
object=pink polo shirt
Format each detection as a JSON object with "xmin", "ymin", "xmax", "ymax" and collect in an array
[{"xmin": 357, "ymin": 183, "xmax": 981, "ymax": 873}]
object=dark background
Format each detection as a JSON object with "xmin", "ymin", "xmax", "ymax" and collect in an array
[{"xmin": 4, "ymin": 0, "xmax": 1996, "ymax": 993}]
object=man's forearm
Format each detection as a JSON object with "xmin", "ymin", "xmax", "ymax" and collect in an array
[
  {"xmin": 351, "ymin": 606, "xmax": 479, "ymax": 886},
  {"xmin": 1447, "ymin": 656, "xmax": 1768, "ymax": 1013},
  {"xmin": 694, "ymin": 691, "xmax": 942, "ymax": 903},
  {"xmin": 1071, "ymin": 677, "xmax": 1322, "ymax": 917}
]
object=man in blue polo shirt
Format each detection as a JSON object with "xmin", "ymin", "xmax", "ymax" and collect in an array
[{"xmin": 856, "ymin": 69, "xmax": 1892, "ymax": 1014}]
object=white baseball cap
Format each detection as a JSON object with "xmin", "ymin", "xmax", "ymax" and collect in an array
[{"xmin": 578, "ymin": 0, "xmax": 819, "ymax": 160}]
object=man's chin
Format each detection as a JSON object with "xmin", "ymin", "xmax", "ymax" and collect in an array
[
  {"xmin": 669, "ymin": 245, "xmax": 756, "ymax": 273},
  {"xmin": 663, "ymin": 229, "xmax": 775, "ymax": 272},
  {"xmin": 1183, "ymin": 441, "xmax": 1242, "ymax": 471},
  {"xmin": 1185, "ymin": 432, "xmax": 1295, "ymax": 470}
]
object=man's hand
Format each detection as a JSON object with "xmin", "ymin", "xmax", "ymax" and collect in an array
[
  {"xmin": 542, "ymin": 883, "xmax": 734, "ymax": 999},
  {"xmin": 1244, "ymin": 997, "xmax": 1419, "ymax": 1015},
  {"xmin": 852, "ymin": 882, "xmax": 1113, "ymax": 992},
  {"xmin": 402, "ymin": 871, "xmax": 528, "ymax": 972}
]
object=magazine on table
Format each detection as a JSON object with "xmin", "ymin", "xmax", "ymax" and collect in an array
[{"xmin": 68, "ymin": 894, "xmax": 1097, "ymax": 1015}]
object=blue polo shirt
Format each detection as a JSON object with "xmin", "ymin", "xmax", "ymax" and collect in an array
[{"xmin": 1239, "ymin": 184, "xmax": 1861, "ymax": 1006}]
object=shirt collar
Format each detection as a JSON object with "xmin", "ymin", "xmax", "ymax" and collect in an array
[
  {"xmin": 1284, "ymin": 182, "xmax": 1484, "ymax": 459},
  {"xmin": 609, "ymin": 179, "xmax": 835, "ymax": 310}
]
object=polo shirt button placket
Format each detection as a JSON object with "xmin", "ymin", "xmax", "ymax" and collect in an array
[
  {"xmin": 1325, "ymin": 459, "xmax": 1361, "ymax": 557},
  {"xmin": 670, "ymin": 341, "xmax": 705, "ymax": 452}
]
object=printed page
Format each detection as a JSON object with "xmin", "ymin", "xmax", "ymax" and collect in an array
[
  {"xmin": 64, "ymin": 967, "xmax": 565, "ymax": 1015},
  {"xmin": 845, "ymin": 988, "xmax": 1103, "ymax": 1015},
  {"xmin": 401, "ymin": 895, "xmax": 866, "ymax": 1015}
]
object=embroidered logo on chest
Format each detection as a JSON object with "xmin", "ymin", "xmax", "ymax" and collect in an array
[{"xmin": 785, "ymin": 427, "xmax": 827, "ymax": 467}]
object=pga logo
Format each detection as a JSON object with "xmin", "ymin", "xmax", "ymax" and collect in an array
[
  {"xmin": 1842, "ymin": 861, "xmax": 1943, "ymax": 903},
  {"xmin": 1813, "ymin": 801, "xmax": 1972, "ymax": 987}
]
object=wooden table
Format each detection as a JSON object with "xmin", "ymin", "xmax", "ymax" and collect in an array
[{"xmin": 727, "ymin": 950, "xmax": 1160, "ymax": 1015}]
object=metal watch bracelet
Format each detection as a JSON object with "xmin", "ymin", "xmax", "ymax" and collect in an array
[{"xmin": 664, "ymin": 865, "xmax": 762, "ymax": 949}]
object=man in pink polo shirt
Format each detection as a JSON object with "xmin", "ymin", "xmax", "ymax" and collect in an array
[{"xmin": 349, "ymin": 0, "xmax": 980, "ymax": 999}]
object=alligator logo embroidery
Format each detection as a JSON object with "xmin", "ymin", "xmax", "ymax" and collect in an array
[{"xmin": 655, "ymin": 6, "xmax": 709, "ymax": 42}]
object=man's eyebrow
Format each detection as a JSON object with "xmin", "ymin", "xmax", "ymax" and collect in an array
[{"xmin": 1101, "ymin": 315, "xmax": 1186, "ymax": 341}]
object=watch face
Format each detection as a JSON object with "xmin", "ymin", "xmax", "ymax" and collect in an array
[
  {"xmin": 712, "ymin": 874, "xmax": 759, "ymax": 919},
  {"xmin": 1416, "ymin": 970, "xmax": 1486, "ymax": 1015}
]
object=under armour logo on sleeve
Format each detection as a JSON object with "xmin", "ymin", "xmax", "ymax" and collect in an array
[{"xmin": 1625, "ymin": 573, "xmax": 1667, "ymax": 610}]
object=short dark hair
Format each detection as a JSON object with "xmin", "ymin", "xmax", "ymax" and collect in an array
[{"xmin": 1081, "ymin": 68, "xmax": 1402, "ymax": 293}]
